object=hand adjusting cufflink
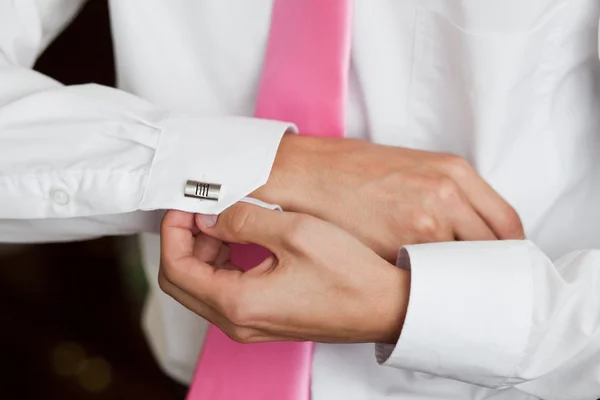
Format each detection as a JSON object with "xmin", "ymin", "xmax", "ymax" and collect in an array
[{"xmin": 184, "ymin": 180, "xmax": 221, "ymax": 201}]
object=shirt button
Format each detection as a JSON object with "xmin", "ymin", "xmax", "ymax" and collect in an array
[{"xmin": 51, "ymin": 189, "xmax": 70, "ymax": 206}]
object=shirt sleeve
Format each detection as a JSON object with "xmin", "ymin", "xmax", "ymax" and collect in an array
[
  {"xmin": 0, "ymin": 1, "xmax": 291, "ymax": 242},
  {"xmin": 376, "ymin": 240, "xmax": 600, "ymax": 400}
]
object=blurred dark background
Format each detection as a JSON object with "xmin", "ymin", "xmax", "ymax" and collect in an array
[{"xmin": 0, "ymin": 1, "xmax": 178, "ymax": 398}]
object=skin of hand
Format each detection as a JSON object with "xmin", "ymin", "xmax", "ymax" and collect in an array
[
  {"xmin": 251, "ymin": 134, "xmax": 525, "ymax": 261},
  {"xmin": 158, "ymin": 203, "xmax": 410, "ymax": 345}
]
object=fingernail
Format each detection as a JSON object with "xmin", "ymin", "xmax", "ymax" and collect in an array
[{"xmin": 196, "ymin": 214, "xmax": 217, "ymax": 228}]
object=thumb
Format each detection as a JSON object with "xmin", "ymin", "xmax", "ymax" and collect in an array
[{"xmin": 196, "ymin": 202, "xmax": 294, "ymax": 248}]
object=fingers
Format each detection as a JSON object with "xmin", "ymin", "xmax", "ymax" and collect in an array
[
  {"xmin": 191, "ymin": 227, "xmax": 231, "ymax": 266},
  {"xmin": 193, "ymin": 233, "xmax": 222, "ymax": 263},
  {"xmin": 158, "ymin": 269, "xmax": 221, "ymax": 324},
  {"xmin": 440, "ymin": 156, "xmax": 525, "ymax": 240},
  {"xmin": 458, "ymin": 178, "xmax": 524, "ymax": 240},
  {"xmin": 196, "ymin": 203, "xmax": 297, "ymax": 249},
  {"xmin": 447, "ymin": 200, "xmax": 497, "ymax": 241},
  {"xmin": 429, "ymin": 179, "xmax": 497, "ymax": 241},
  {"xmin": 161, "ymin": 210, "xmax": 200, "ymax": 261},
  {"xmin": 159, "ymin": 269, "xmax": 293, "ymax": 343},
  {"xmin": 161, "ymin": 209, "xmax": 310, "ymax": 344},
  {"xmin": 214, "ymin": 244, "xmax": 232, "ymax": 267},
  {"xmin": 160, "ymin": 210, "xmax": 240, "ymax": 304}
]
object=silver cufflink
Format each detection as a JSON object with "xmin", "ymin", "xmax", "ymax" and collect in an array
[{"xmin": 184, "ymin": 180, "xmax": 221, "ymax": 201}]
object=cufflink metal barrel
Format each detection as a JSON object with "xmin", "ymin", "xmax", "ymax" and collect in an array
[{"xmin": 184, "ymin": 180, "xmax": 221, "ymax": 201}]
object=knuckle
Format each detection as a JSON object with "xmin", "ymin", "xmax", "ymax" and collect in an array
[
  {"xmin": 442, "ymin": 154, "xmax": 473, "ymax": 179},
  {"xmin": 412, "ymin": 213, "xmax": 440, "ymax": 238},
  {"xmin": 434, "ymin": 176, "xmax": 460, "ymax": 202},
  {"xmin": 284, "ymin": 214, "xmax": 313, "ymax": 247},
  {"xmin": 228, "ymin": 327, "xmax": 257, "ymax": 344},
  {"xmin": 500, "ymin": 207, "xmax": 525, "ymax": 238},
  {"xmin": 222, "ymin": 296, "xmax": 253, "ymax": 328},
  {"xmin": 157, "ymin": 271, "xmax": 171, "ymax": 293},
  {"xmin": 225, "ymin": 303, "xmax": 246, "ymax": 327},
  {"xmin": 226, "ymin": 203, "xmax": 255, "ymax": 237},
  {"xmin": 159, "ymin": 258, "xmax": 178, "ymax": 286}
]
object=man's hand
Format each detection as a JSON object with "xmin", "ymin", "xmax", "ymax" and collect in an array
[
  {"xmin": 254, "ymin": 134, "xmax": 524, "ymax": 261},
  {"xmin": 159, "ymin": 204, "xmax": 410, "ymax": 344}
]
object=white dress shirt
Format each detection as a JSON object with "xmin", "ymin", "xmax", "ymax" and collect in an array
[{"xmin": 1, "ymin": 0, "xmax": 600, "ymax": 399}]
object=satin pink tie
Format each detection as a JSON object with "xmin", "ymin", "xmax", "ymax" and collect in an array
[{"xmin": 187, "ymin": 1, "xmax": 352, "ymax": 399}]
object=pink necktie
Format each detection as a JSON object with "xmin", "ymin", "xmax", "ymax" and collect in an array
[{"xmin": 187, "ymin": 1, "xmax": 352, "ymax": 399}]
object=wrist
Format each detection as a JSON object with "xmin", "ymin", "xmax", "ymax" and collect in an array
[
  {"xmin": 376, "ymin": 267, "xmax": 411, "ymax": 344},
  {"xmin": 253, "ymin": 133, "xmax": 315, "ymax": 210}
]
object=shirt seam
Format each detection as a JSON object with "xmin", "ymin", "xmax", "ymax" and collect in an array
[
  {"xmin": 139, "ymin": 111, "xmax": 174, "ymax": 207},
  {"xmin": 493, "ymin": 246, "xmax": 534, "ymax": 389},
  {"xmin": 0, "ymin": 168, "xmax": 149, "ymax": 182}
]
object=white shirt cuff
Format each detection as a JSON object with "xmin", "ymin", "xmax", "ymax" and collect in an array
[
  {"xmin": 377, "ymin": 240, "xmax": 533, "ymax": 389},
  {"xmin": 140, "ymin": 112, "xmax": 293, "ymax": 215}
]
